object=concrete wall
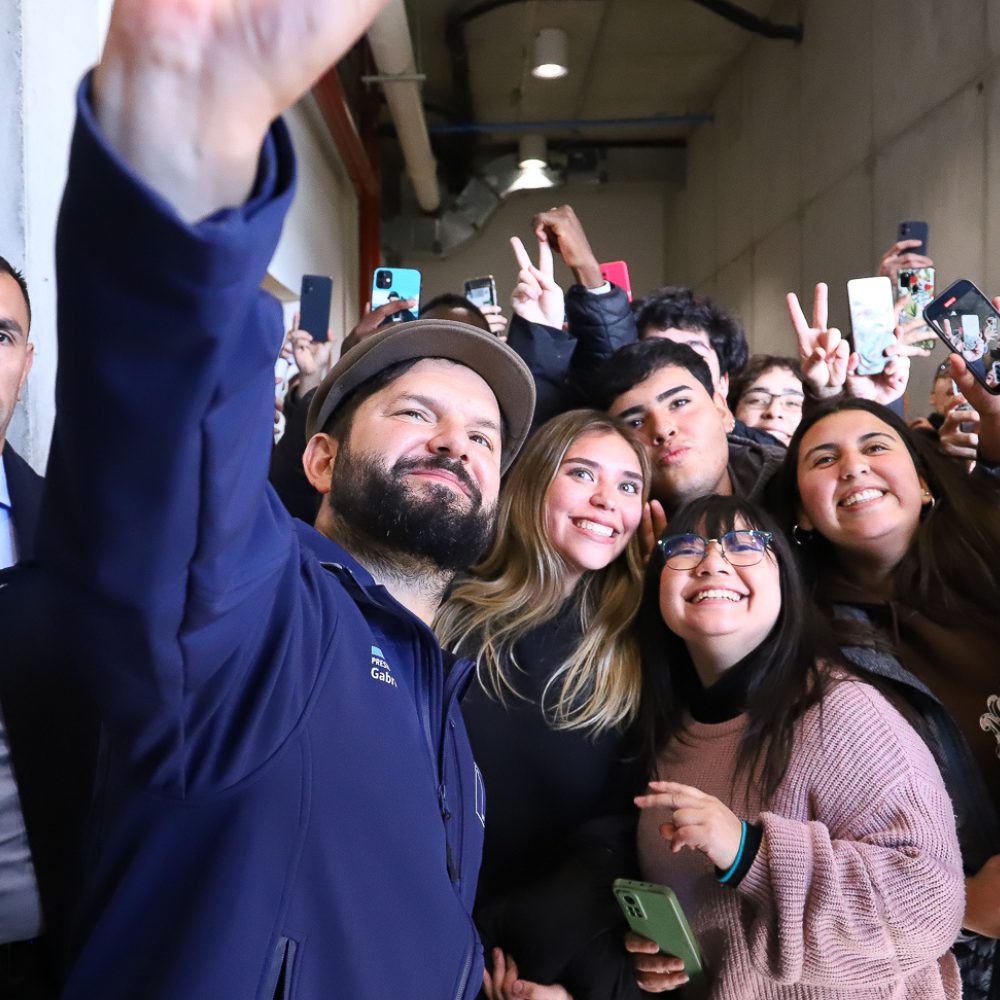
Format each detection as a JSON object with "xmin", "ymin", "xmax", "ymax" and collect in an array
[
  {"xmin": 663, "ymin": 0, "xmax": 1000, "ymax": 414},
  {"xmin": 407, "ymin": 179, "xmax": 674, "ymax": 314},
  {"xmin": 1, "ymin": 7, "xmax": 358, "ymax": 472}
]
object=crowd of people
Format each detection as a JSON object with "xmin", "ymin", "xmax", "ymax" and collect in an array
[{"xmin": 0, "ymin": 0, "xmax": 998, "ymax": 998}]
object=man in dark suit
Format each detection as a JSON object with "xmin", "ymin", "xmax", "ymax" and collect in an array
[
  {"xmin": 0, "ymin": 255, "xmax": 89, "ymax": 999},
  {"xmin": 0, "ymin": 256, "xmax": 40, "ymax": 567}
]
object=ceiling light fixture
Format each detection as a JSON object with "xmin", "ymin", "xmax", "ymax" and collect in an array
[
  {"xmin": 518, "ymin": 134, "xmax": 548, "ymax": 170},
  {"xmin": 531, "ymin": 28, "xmax": 569, "ymax": 80}
]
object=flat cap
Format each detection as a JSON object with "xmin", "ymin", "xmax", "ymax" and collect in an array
[{"xmin": 306, "ymin": 319, "xmax": 536, "ymax": 473}]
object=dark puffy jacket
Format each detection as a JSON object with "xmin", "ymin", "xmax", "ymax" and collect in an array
[
  {"xmin": 836, "ymin": 605, "xmax": 1000, "ymax": 1000},
  {"xmin": 506, "ymin": 284, "xmax": 637, "ymax": 429}
]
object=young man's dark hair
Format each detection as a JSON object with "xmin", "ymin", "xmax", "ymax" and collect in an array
[
  {"xmin": 0, "ymin": 255, "xmax": 31, "ymax": 329},
  {"xmin": 594, "ymin": 338, "xmax": 714, "ymax": 411},
  {"xmin": 419, "ymin": 293, "xmax": 490, "ymax": 333},
  {"xmin": 632, "ymin": 286, "xmax": 747, "ymax": 380}
]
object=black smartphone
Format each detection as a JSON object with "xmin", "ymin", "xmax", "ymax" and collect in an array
[
  {"xmin": 299, "ymin": 275, "xmax": 333, "ymax": 341},
  {"xmin": 612, "ymin": 879, "xmax": 703, "ymax": 979},
  {"xmin": 923, "ymin": 279, "xmax": 1000, "ymax": 395},
  {"xmin": 464, "ymin": 275, "xmax": 497, "ymax": 311},
  {"xmin": 897, "ymin": 220, "xmax": 929, "ymax": 257}
]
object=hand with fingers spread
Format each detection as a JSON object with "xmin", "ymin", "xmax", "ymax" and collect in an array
[
  {"xmin": 635, "ymin": 780, "xmax": 743, "ymax": 870},
  {"xmin": 786, "ymin": 283, "xmax": 849, "ymax": 398},
  {"xmin": 530, "ymin": 205, "xmax": 603, "ymax": 289},
  {"xmin": 93, "ymin": 0, "xmax": 391, "ymax": 221},
  {"xmin": 340, "ymin": 297, "xmax": 419, "ymax": 355},
  {"xmin": 482, "ymin": 949, "xmax": 573, "ymax": 1000},
  {"xmin": 878, "ymin": 239, "xmax": 933, "ymax": 286},
  {"xmin": 510, "ymin": 235, "xmax": 566, "ymax": 329},
  {"xmin": 624, "ymin": 932, "xmax": 689, "ymax": 993},
  {"xmin": 844, "ymin": 329, "xmax": 912, "ymax": 406}
]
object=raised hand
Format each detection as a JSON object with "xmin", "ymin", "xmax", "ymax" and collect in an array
[
  {"xmin": 94, "ymin": 0, "xmax": 390, "ymax": 220},
  {"xmin": 878, "ymin": 239, "xmax": 933, "ymax": 286},
  {"xmin": 279, "ymin": 312, "xmax": 334, "ymax": 395},
  {"xmin": 480, "ymin": 304, "xmax": 510, "ymax": 339},
  {"xmin": 786, "ymin": 283, "xmax": 849, "ymax": 398},
  {"xmin": 639, "ymin": 500, "xmax": 668, "ymax": 567},
  {"xmin": 530, "ymin": 205, "xmax": 603, "ymax": 288},
  {"xmin": 510, "ymin": 235, "xmax": 565, "ymax": 329},
  {"xmin": 635, "ymin": 780, "xmax": 743, "ymax": 870}
]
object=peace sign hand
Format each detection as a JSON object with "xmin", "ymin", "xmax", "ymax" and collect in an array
[
  {"xmin": 510, "ymin": 235, "xmax": 565, "ymax": 329},
  {"xmin": 786, "ymin": 283, "xmax": 849, "ymax": 398}
]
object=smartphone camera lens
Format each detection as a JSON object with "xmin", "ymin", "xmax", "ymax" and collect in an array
[{"xmin": 375, "ymin": 270, "xmax": 393, "ymax": 290}]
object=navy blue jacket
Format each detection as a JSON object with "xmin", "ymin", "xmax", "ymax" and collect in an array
[{"xmin": 41, "ymin": 82, "xmax": 485, "ymax": 1000}]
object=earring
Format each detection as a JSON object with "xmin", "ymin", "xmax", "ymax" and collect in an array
[
  {"xmin": 922, "ymin": 490, "xmax": 936, "ymax": 509},
  {"xmin": 792, "ymin": 524, "xmax": 813, "ymax": 546}
]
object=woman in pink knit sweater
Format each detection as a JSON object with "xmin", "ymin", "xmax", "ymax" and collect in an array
[{"xmin": 627, "ymin": 494, "xmax": 966, "ymax": 998}]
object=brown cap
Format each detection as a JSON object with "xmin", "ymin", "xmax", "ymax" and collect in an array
[{"xmin": 306, "ymin": 319, "xmax": 536, "ymax": 473}]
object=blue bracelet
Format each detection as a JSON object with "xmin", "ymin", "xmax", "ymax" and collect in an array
[{"xmin": 718, "ymin": 820, "xmax": 747, "ymax": 884}]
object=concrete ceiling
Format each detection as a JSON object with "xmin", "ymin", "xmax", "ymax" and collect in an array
[{"xmin": 407, "ymin": 0, "xmax": 791, "ymax": 148}]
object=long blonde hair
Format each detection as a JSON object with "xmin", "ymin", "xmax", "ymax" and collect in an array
[{"xmin": 434, "ymin": 410, "xmax": 650, "ymax": 734}]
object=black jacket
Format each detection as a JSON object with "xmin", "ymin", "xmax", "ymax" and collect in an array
[
  {"xmin": 506, "ymin": 284, "xmax": 637, "ymax": 430},
  {"xmin": 0, "ymin": 450, "xmax": 98, "ymax": 993}
]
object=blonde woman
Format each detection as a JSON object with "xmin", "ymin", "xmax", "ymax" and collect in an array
[{"xmin": 436, "ymin": 409, "xmax": 649, "ymax": 1000}]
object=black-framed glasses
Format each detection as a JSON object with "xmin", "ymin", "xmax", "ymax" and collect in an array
[
  {"xmin": 658, "ymin": 530, "xmax": 774, "ymax": 570},
  {"xmin": 738, "ymin": 389, "xmax": 803, "ymax": 412}
]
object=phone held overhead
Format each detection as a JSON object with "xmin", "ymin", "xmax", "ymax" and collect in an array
[
  {"xmin": 299, "ymin": 274, "xmax": 333, "ymax": 341},
  {"xmin": 924, "ymin": 278, "xmax": 1000, "ymax": 394},
  {"xmin": 847, "ymin": 276, "xmax": 896, "ymax": 376},
  {"xmin": 371, "ymin": 267, "xmax": 421, "ymax": 326}
]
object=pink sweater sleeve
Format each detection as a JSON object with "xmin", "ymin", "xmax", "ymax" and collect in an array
[{"xmin": 735, "ymin": 682, "xmax": 965, "ymax": 988}]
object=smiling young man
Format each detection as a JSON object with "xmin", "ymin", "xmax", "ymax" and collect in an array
[
  {"xmin": 37, "ymin": 1, "xmax": 539, "ymax": 998},
  {"xmin": 598, "ymin": 339, "xmax": 785, "ymax": 516}
]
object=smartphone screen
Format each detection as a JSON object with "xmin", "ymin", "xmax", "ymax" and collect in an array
[
  {"xmin": 299, "ymin": 274, "xmax": 333, "ymax": 341},
  {"xmin": 371, "ymin": 268, "xmax": 421, "ymax": 323},
  {"xmin": 898, "ymin": 266, "xmax": 935, "ymax": 350},
  {"xmin": 464, "ymin": 276, "xmax": 497, "ymax": 310},
  {"xmin": 924, "ymin": 278, "xmax": 1000, "ymax": 394},
  {"xmin": 848, "ymin": 276, "xmax": 897, "ymax": 376}
]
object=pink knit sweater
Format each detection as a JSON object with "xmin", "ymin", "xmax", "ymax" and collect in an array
[{"xmin": 638, "ymin": 679, "xmax": 965, "ymax": 999}]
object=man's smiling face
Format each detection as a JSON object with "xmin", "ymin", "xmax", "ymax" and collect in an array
[{"xmin": 0, "ymin": 272, "xmax": 33, "ymax": 449}]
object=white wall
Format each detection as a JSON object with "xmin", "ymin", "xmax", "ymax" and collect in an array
[
  {"xmin": 1, "ymin": 0, "xmax": 111, "ymax": 470},
  {"xmin": 405, "ymin": 180, "xmax": 672, "ymax": 311},
  {"xmin": 663, "ymin": 0, "xmax": 1000, "ymax": 414}
]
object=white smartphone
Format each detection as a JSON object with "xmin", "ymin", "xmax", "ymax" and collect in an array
[{"xmin": 848, "ymin": 276, "xmax": 897, "ymax": 376}]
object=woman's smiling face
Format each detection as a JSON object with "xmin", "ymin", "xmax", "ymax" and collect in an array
[
  {"xmin": 657, "ymin": 517, "xmax": 782, "ymax": 663},
  {"xmin": 795, "ymin": 408, "xmax": 930, "ymax": 565}
]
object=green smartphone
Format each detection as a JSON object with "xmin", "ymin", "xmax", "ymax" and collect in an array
[{"xmin": 613, "ymin": 878, "xmax": 703, "ymax": 978}]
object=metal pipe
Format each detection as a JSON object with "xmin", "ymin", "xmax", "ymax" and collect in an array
[
  {"xmin": 428, "ymin": 113, "xmax": 714, "ymax": 135},
  {"xmin": 366, "ymin": 0, "xmax": 441, "ymax": 213},
  {"xmin": 689, "ymin": 0, "xmax": 802, "ymax": 41}
]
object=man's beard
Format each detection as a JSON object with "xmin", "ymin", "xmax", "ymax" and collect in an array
[{"xmin": 327, "ymin": 443, "xmax": 497, "ymax": 574}]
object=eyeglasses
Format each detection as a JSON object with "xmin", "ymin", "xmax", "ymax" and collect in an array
[
  {"xmin": 658, "ymin": 530, "xmax": 774, "ymax": 570},
  {"xmin": 738, "ymin": 390, "xmax": 803, "ymax": 412}
]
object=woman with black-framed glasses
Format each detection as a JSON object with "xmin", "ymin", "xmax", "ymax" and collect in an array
[{"xmin": 623, "ymin": 493, "xmax": 964, "ymax": 999}]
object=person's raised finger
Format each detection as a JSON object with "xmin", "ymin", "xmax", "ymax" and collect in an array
[
  {"xmin": 511, "ymin": 236, "xmax": 533, "ymax": 271},
  {"xmin": 537, "ymin": 234, "xmax": 555, "ymax": 278},
  {"xmin": 785, "ymin": 292, "xmax": 811, "ymax": 349},
  {"xmin": 813, "ymin": 281, "xmax": 829, "ymax": 331}
]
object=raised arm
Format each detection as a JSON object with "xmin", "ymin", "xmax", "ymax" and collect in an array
[{"xmin": 40, "ymin": 0, "xmax": 389, "ymax": 791}]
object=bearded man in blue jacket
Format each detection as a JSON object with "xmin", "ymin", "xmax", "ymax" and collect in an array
[{"xmin": 38, "ymin": 1, "xmax": 538, "ymax": 997}]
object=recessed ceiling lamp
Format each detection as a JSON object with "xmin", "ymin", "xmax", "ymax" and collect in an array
[
  {"xmin": 531, "ymin": 28, "xmax": 568, "ymax": 80},
  {"xmin": 518, "ymin": 134, "xmax": 548, "ymax": 170}
]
